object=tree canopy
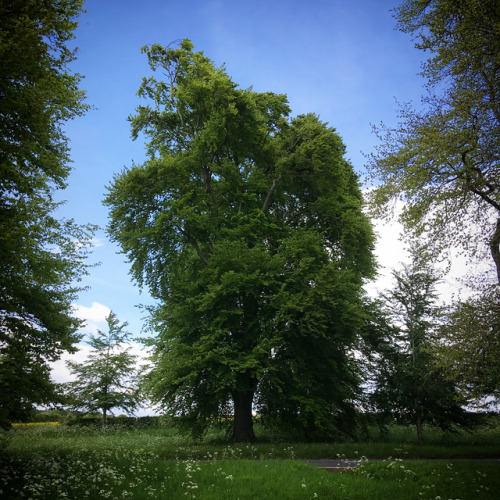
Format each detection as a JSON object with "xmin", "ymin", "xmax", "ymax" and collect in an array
[
  {"xmin": 0, "ymin": 0, "xmax": 93, "ymax": 428},
  {"xmin": 366, "ymin": 0, "xmax": 500, "ymax": 409},
  {"xmin": 367, "ymin": 0, "xmax": 500, "ymax": 282},
  {"xmin": 105, "ymin": 40, "xmax": 376, "ymax": 441}
]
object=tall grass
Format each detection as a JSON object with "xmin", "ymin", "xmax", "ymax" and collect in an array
[
  {"xmin": 6, "ymin": 420, "xmax": 500, "ymax": 460},
  {"xmin": 1, "ymin": 421, "xmax": 499, "ymax": 499},
  {"xmin": 1, "ymin": 451, "xmax": 499, "ymax": 499}
]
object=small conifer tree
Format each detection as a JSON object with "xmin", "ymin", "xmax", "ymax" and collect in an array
[{"xmin": 65, "ymin": 312, "xmax": 141, "ymax": 424}]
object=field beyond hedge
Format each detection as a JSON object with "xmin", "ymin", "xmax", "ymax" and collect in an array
[{"xmin": 1, "ymin": 420, "xmax": 499, "ymax": 499}]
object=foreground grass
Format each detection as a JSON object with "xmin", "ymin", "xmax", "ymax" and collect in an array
[
  {"xmin": 1, "ymin": 451, "xmax": 499, "ymax": 499},
  {"xmin": 1, "ymin": 422, "xmax": 499, "ymax": 499}
]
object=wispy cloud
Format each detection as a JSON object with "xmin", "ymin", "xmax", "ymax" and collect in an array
[
  {"xmin": 51, "ymin": 342, "xmax": 152, "ymax": 385},
  {"xmin": 90, "ymin": 237, "xmax": 105, "ymax": 248}
]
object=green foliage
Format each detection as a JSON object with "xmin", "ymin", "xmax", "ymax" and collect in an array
[
  {"xmin": 64, "ymin": 312, "xmax": 141, "ymax": 424},
  {"xmin": 105, "ymin": 39, "xmax": 375, "ymax": 441},
  {"xmin": 368, "ymin": 0, "xmax": 500, "ymax": 281},
  {"xmin": 368, "ymin": 0, "xmax": 500, "ymax": 432},
  {"xmin": 372, "ymin": 251, "xmax": 470, "ymax": 444},
  {"xmin": 0, "ymin": 0, "xmax": 94, "ymax": 429},
  {"xmin": 434, "ymin": 285, "xmax": 500, "ymax": 405},
  {"xmin": 0, "ymin": 347, "xmax": 62, "ymax": 427}
]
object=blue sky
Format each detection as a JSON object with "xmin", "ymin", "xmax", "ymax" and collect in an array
[{"xmin": 53, "ymin": 0, "xmax": 431, "ymax": 370}]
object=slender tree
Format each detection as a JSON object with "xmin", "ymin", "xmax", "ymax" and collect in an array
[
  {"xmin": 65, "ymin": 312, "xmax": 141, "ymax": 425},
  {"xmin": 0, "ymin": 0, "xmax": 94, "ymax": 429},
  {"xmin": 105, "ymin": 40, "xmax": 375, "ymax": 441},
  {"xmin": 372, "ymin": 252, "xmax": 469, "ymax": 444}
]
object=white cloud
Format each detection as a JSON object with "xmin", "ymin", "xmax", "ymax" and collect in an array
[
  {"xmin": 73, "ymin": 301, "xmax": 110, "ymax": 323},
  {"xmin": 370, "ymin": 219, "xmax": 407, "ymax": 290},
  {"xmin": 71, "ymin": 236, "xmax": 105, "ymax": 252},
  {"xmin": 365, "ymin": 207, "xmax": 478, "ymax": 304},
  {"xmin": 51, "ymin": 342, "xmax": 152, "ymax": 385},
  {"xmin": 72, "ymin": 301, "xmax": 110, "ymax": 334}
]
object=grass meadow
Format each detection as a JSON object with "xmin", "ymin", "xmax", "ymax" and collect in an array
[{"xmin": 1, "ymin": 420, "xmax": 499, "ymax": 499}]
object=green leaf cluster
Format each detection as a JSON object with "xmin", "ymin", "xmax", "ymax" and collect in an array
[{"xmin": 434, "ymin": 285, "xmax": 500, "ymax": 405}]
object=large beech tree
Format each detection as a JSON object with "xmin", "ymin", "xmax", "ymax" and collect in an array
[{"xmin": 105, "ymin": 40, "xmax": 375, "ymax": 441}]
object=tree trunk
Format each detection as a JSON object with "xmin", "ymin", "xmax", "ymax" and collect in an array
[
  {"xmin": 414, "ymin": 396, "xmax": 423, "ymax": 445},
  {"xmin": 102, "ymin": 408, "xmax": 107, "ymax": 426},
  {"xmin": 231, "ymin": 389, "xmax": 256, "ymax": 442},
  {"xmin": 416, "ymin": 413, "xmax": 423, "ymax": 445},
  {"xmin": 490, "ymin": 217, "xmax": 500, "ymax": 284}
]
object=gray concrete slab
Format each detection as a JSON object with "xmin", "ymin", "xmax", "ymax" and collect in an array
[
  {"xmin": 303, "ymin": 458, "xmax": 500, "ymax": 472},
  {"xmin": 303, "ymin": 459, "xmax": 360, "ymax": 470}
]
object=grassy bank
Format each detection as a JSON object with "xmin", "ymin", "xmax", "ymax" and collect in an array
[
  {"xmin": 6, "ymin": 420, "xmax": 500, "ymax": 460},
  {"xmin": 1, "ymin": 422, "xmax": 499, "ymax": 499}
]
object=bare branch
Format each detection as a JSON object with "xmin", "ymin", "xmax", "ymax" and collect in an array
[
  {"xmin": 261, "ymin": 175, "xmax": 281, "ymax": 212},
  {"xmin": 175, "ymin": 224, "xmax": 209, "ymax": 265},
  {"xmin": 202, "ymin": 165, "xmax": 218, "ymax": 217}
]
